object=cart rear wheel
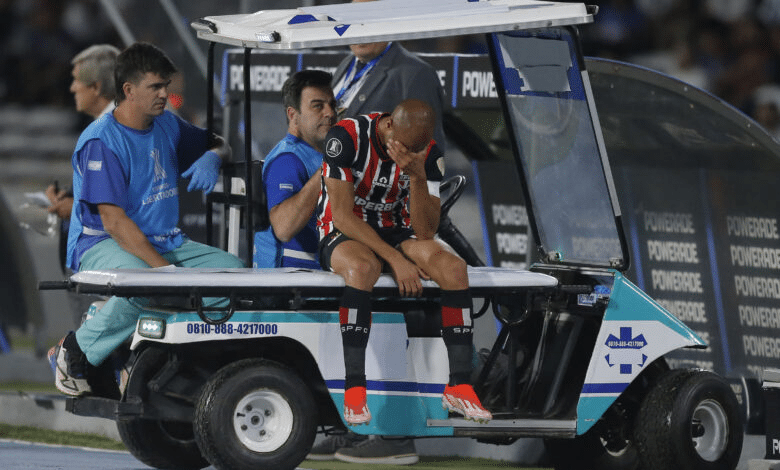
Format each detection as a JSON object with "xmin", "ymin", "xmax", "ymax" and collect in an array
[
  {"xmin": 194, "ymin": 358, "xmax": 317, "ymax": 470},
  {"xmin": 543, "ymin": 361, "xmax": 674, "ymax": 470},
  {"xmin": 545, "ymin": 413, "xmax": 639, "ymax": 470}
]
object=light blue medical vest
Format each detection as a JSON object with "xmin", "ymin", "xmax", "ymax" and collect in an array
[
  {"xmin": 254, "ymin": 134, "xmax": 322, "ymax": 268},
  {"xmin": 67, "ymin": 111, "xmax": 185, "ymax": 271}
]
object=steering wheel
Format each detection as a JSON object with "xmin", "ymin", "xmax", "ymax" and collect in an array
[{"xmin": 439, "ymin": 175, "xmax": 466, "ymax": 220}]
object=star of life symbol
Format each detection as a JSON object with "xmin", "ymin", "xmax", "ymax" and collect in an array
[
  {"xmin": 605, "ymin": 327, "xmax": 647, "ymax": 375},
  {"xmin": 151, "ymin": 148, "xmax": 166, "ymax": 182}
]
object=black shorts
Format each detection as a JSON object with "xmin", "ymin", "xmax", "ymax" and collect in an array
[{"xmin": 318, "ymin": 227, "xmax": 416, "ymax": 271}]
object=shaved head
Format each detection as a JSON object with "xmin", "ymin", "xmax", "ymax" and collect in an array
[{"xmin": 389, "ymin": 99, "xmax": 435, "ymax": 152}]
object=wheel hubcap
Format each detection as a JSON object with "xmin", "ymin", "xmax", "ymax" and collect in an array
[
  {"xmin": 691, "ymin": 399, "xmax": 729, "ymax": 462},
  {"xmin": 233, "ymin": 389, "xmax": 294, "ymax": 452}
]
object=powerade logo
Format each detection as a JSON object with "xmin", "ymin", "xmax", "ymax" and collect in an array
[{"xmin": 229, "ymin": 65, "xmax": 292, "ymax": 92}]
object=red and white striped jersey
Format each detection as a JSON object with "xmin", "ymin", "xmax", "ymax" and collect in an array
[{"xmin": 317, "ymin": 113, "xmax": 444, "ymax": 239}]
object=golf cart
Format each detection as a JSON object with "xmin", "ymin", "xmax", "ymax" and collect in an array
[{"xmin": 45, "ymin": 1, "xmax": 744, "ymax": 469}]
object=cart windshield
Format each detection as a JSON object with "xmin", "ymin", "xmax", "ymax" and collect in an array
[{"xmin": 491, "ymin": 28, "xmax": 627, "ymax": 268}]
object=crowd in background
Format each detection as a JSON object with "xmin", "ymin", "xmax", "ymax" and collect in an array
[
  {"xmin": 0, "ymin": 0, "xmax": 119, "ymax": 108},
  {"xmin": 580, "ymin": 0, "xmax": 780, "ymax": 139},
  {"xmin": 2, "ymin": 0, "xmax": 780, "ymax": 139}
]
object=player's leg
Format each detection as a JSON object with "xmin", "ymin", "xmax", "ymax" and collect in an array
[
  {"xmin": 402, "ymin": 239, "xmax": 473, "ymax": 387},
  {"xmin": 399, "ymin": 238, "xmax": 467, "ymax": 290},
  {"xmin": 400, "ymin": 239, "xmax": 492, "ymax": 422},
  {"xmin": 320, "ymin": 231, "xmax": 382, "ymax": 425}
]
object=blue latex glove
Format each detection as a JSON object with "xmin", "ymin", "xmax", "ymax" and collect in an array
[{"xmin": 182, "ymin": 150, "xmax": 221, "ymax": 194}]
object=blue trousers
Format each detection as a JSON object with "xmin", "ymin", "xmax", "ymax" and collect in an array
[{"xmin": 75, "ymin": 238, "xmax": 244, "ymax": 366}]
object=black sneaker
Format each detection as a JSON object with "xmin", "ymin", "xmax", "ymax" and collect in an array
[
  {"xmin": 48, "ymin": 332, "xmax": 91, "ymax": 396},
  {"xmin": 88, "ymin": 358, "xmax": 121, "ymax": 400},
  {"xmin": 335, "ymin": 437, "xmax": 419, "ymax": 465},
  {"xmin": 307, "ymin": 432, "xmax": 368, "ymax": 461}
]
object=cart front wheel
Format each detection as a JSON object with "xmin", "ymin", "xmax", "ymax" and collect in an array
[
  {"xmin": 117, "ymin": 347, "xmax": 209, "ymax": 470},
  {"xmin": 194, "ymin": 358, "xmax": 317, "ymax": 470},
  {"xmin": 634, "ymin": 369, "xmax": 743, "ymax": 470}
]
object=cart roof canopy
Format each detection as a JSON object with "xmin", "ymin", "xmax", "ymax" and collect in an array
[{"xmin": 191, "ymin": 0, "xmax": 594, "ymax": 49}]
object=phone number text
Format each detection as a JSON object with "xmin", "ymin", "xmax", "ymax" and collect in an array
[{"xmin": 186, "ymin": 323, "xmax": 279, "ymax": 335}]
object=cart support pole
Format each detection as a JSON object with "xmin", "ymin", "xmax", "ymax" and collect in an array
[
  {"xmin": 205, "ymin": 41, "xmax": 215, "ymax": 247},
  {"xmin": 243, "ymin": 48, "xmax": 254, "ymax": 267}
]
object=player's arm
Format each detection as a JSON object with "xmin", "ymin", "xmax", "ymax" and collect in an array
[
  {"xmin": 268, "ymin": 159, "xmax": 322, "ymax": 243},
  {"xmin": 407, "ymin": 171, "xmax": 440, "ymax": 240},
  {"xmin": 98, "ymin": 203, "xmax": 170, "ymax": 268},
  {"xmin": 386, "ymin": 140, "xmax": 441, "ymax": 240}
]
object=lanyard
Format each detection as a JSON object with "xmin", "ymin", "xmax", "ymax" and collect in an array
[{"xmin": 335, "ymin": 42, "xmax": 393, "ymax": 102}]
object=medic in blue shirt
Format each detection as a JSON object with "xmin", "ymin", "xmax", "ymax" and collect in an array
[{"xmin": 254, "ymin": 69, "xmax": 337, "ymax": 269}]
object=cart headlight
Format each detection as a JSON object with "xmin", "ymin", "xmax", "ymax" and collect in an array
[{"xmin": 138, "ymin": 317, "xmax": 166, "ymax": 339}]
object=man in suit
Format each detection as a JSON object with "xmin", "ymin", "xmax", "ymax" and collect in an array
[{"xmin": 331, "ymin": 10, "xmax": 446, "ymax": 148}]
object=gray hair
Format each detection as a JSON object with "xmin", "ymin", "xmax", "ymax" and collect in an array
[{"xmin": 71, "ymin": 44, "xmax": 121, "ymax": 100}]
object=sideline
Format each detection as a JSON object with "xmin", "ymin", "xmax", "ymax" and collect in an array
[
  {"xmin": 0, "ymin": 391, "xmax": 121, "ymax": 441},
  {"xmin": 0, "ymin": 437, "xmax": 127, "ymax": 454}
]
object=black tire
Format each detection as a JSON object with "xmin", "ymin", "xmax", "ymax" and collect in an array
[
  {"xmin": 194, "ymin": 358, "xmax": 317, "ymax": 470},
  {"xmin": 117, "ymin": 347, "xmax": 209, "ymax": 470},
  {"xmin": 544, "ymin": 361, "xmax": 672, "ymax": 470},
  {"xmin": 634, "ymin": 369, "xmax": 743, "ymax": 470},
  {"xmin": 545, "ymin": 398, "xmax": 640, "ymax": 470},
  {"xmin": 546, "ymin": 428, "xmax": 638, "ymax": 470}
]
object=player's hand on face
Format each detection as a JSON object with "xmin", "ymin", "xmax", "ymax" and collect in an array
[
  {"xmin": 389, "ymin": 256, "xmax": 430, "ymax": 297},
  {"xmin": 386, "ymin": 139, "xmax": 427, "ymax": 179}
]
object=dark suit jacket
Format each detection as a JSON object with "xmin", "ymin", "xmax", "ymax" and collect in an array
[{"xmin": 332, "ymin": 42, "xmax": 447, "ymax": 149}]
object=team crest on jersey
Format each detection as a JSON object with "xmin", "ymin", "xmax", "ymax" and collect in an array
[
  {"xmin": 326, "ymin": 138, "xmax": 342, "ymax": 158},
  {"xmin": 150, "ymin": 148, "xmax": 167, "ymax": 181},
  {"xmin": 399, "ymin": 173, "xmax": 410, "ymax": 189}
]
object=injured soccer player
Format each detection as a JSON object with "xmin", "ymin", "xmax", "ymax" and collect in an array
[{"xmin": 315, "ymin": 99, "xmax": 492, "ymax": 425}]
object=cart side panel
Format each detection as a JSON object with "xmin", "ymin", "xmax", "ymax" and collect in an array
[{"xmin": 576, "ymin": 272, "xmax": 706, "ymax": 434}]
